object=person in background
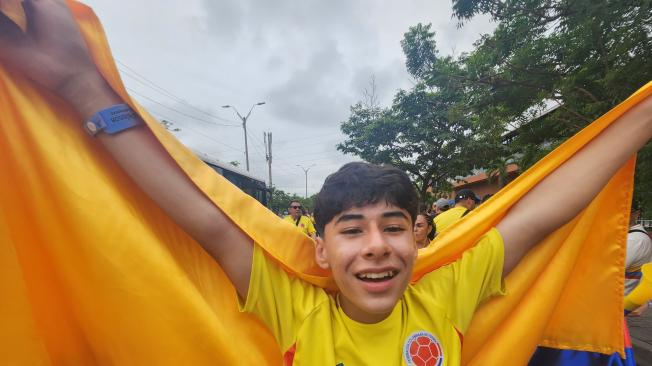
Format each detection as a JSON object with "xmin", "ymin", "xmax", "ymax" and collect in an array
[
  {"xmin": 414, "ymin": 212, "xmax": 435, "ymax": 249},
  {"xmin": 305, "ymin": 208, "xmax": 318, "ymax": 234},
  {"xmin": 283, "ymin": 200, "xmax": 317, "ymax": 240},
  {"xmin": 434, "ymin": 189, "xmax": 480, "ymax": 234},
  {"xmin": 431, "ymin": 198, "xmax": 451, "ymax": 233},
  {"xmin": 625, "ymin": 201, "xmax": 652, "ymax": 316},
  {"xmin": 432, "ymin": 198, "xmax": 450, "ymax": 216}
]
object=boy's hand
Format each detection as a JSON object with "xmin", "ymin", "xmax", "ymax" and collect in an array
[{"xmin": 0, "ymin": 0, "xmax": 114, "ymax": 117}]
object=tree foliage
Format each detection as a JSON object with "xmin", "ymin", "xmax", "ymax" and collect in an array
[
  {"xmin": 401, "ymin": 23, "xmax": 438, "ymax": 79},
  {"xmin": 446, "ymin": 0, "xmax": 652, "ymax": 211},
  {"xmin": 339, "ymin": 27, "xmax": 487, "ymax": 200},
  {"xmin": 340, "ymin": 0, "xmax": 652, "ymax": 211}
]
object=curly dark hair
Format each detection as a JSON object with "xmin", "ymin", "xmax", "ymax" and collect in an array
[
  {"xmin": 314, "ymin": 162, "xmax": 419, "ymax": 236},
  {"xmin": 416, "ymin": 211, "xmax": 436, "ymax": 241}
]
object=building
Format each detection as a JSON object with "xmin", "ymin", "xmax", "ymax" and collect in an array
[{"xmin": 451, "ymin": 164, "xmax": 520, "ymax": 198}]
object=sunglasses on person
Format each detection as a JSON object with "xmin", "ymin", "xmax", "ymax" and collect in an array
[{"xmin": 290, "ymin": 205, "xmax": 302, "ymax": 209}]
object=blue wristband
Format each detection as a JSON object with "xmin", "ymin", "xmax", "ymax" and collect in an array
[{"xmin": 84, "ymin": 104, "xmax": 142, "ymax": 136}]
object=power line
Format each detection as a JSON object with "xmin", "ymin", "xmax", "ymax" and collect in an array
[
  {"xmin": 246, "ymin": 131, "xmax": 268, "ymax": 161},
  {"xmin": 273, "ymin": 131, "xmax": 343, "ymax": 144},
  {"xmin": 127, "ymin": 87, "xmax": 239, "ymax": 127},
  {"xmin": 240, "ymin": 133, "xmax": 347, "ymax": 172},
  {"xmin": 266, "ymin": 138, "xmax": 343, "ymax": 156},
  {"xmin": 117, "ymin": 60, "xmax": 238, "ymax": 124},
  {"xmin": 244, "ymin": 132, "xmax": 304, "ymax": 177},
  {"xmin": 272, "ymin": 162, "xmax": 303, "ymax": 177},
  {"xmin": 274, "ymin": 149, "xmax": 341, "ymax": 163},
  {"xmin": 149, "ymin": 111, "xmax": 244, "ymax": 153},
  {"xmin": 247, "ymin": 129, "xmax": 267, "ymax": 149}
]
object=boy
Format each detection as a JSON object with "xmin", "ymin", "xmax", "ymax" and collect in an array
[{"xmin": 0, "ymin": 1, "xmax": 650, "ymax": 365}]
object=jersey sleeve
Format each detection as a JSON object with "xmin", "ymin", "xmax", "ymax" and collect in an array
[
  {"xmin": 238, "ymin": 244, "xmax": 327, "ymax": 352},
  {"xmin": 413, "ymin": 228, "xmax": 505, "ymax": 334}
]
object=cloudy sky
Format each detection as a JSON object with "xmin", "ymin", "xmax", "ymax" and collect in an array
[{"xmin": 83, "ymin": 0, "xmax": 494, "ymax": 197}]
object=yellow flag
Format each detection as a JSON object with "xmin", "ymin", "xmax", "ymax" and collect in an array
[{"xmin": 0, "ymin": 2, "xmax": 648, "ymax": 365}]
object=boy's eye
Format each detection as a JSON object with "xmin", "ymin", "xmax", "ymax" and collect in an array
[
  {"xmin": 385, "ymin": 226, "xmax": 405, "ymax": 233},
  {"xmin": 341, "ymin": 228, "xmax": 362, "ymax": 235}
]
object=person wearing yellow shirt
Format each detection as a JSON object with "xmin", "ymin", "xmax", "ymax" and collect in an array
[
  {"xmin": 434, "ymin": 189, "xmax": 480, "ymax": 235},
  {"xmin": 284, "ymin": 200, "xmax": 317, "ymax": 239},
  {"xmin": 2, "ymin": 3, "xmax": 651, "ymax": 364}
]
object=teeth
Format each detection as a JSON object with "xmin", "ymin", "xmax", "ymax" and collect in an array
[{"xmin": 358, "ymin": 271, "xmax": 395, "ymax": 279}]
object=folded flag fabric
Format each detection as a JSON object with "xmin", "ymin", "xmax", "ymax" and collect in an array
[
  {"xmin": 1, "ymin": 2, "xmax": 650, "ymax": 365},
  {"xmin": 528, "ymin": 319, "xmax": 636, "ymax": 366}
]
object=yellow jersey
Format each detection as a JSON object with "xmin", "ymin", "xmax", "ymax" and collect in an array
[
  {"xmin": 283, "ymin": 215, "xmax": 317, "ymax": 237},
  {"xmin": 434, "ymin": 206, "xmax": 468, "ymax": 234},
  {"xmin": 240, "ymin": 228, "xmax": 505, "ymax": 366}
]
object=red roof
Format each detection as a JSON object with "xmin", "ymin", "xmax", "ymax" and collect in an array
[{"xmin": 453, "ymin": 164, "xmax": 519, "ymax": 187}]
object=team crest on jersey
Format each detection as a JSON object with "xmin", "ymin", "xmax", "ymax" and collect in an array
[{"xmin": 403, "ymin": 331, "xmax": 444, "ymax": 366}]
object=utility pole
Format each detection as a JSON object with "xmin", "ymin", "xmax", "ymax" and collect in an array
[
  {"xmin": 222, "ymin": 102, "xmax": 266, "ymax": 171},
  {"xmin": 297, "ymin": 164, "xmax": 315, "ymax": 198},
  {"xmin": 264, "ymin": 132, "xmax": 273, "ymax": 187}
]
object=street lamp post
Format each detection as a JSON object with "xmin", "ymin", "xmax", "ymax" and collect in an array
[
  {"xmin": 222, "ymin": 102, "xmax": 266, "ymax": 171},
  {"xmin": 297, "ymin": 164, "xmax": 315, "ymax": 198}
]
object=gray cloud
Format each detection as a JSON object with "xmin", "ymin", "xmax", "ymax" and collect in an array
[
  {"xmin": 85, "ymin": 0, "xmax": 494, "ymax": 196},
  {"xmin": 265, "ymin": 40, "xmax": 351, "ymax": 128}
]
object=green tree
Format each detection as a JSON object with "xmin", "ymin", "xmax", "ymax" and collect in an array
[
  {"xmin": 338, "ymin": 26, "xmax": 487, "ymax": 200},
  {"xmin": 437, "ymin": 0, "xmax": 652, "ymax": 209},
  {"xmin": 401, "ymin": 23, "xmax": 438, "ymax": 79}
]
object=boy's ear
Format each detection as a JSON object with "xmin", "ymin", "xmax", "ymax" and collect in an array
[{"xmin": 314, "ymin": 237, "xmax": 330, "ymax": 269}]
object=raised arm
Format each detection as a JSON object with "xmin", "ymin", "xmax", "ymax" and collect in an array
[
  {"xmin": 497, "ymin": 96, "xmax": 652, "ymax": 277},
  {"xmin": 0, "ymin": 0, "xmax": 253, "ymax": 298}
]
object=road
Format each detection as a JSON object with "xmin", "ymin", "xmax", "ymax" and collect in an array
[{"xmin": 629, "ymin": 308, "xmax": 652, "ymax": 366}]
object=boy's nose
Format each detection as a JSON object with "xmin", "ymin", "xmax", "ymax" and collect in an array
[{"xmin": 362, "ymin": 227, "xmax": 391, "ymax": 259}]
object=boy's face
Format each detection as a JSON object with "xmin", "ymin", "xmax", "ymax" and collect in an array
[{"xmin": 315, "ymin": 202, "xmax": 417, "ymax": 323}]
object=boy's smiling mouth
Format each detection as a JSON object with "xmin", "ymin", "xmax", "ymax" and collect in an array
[
  {"xmin": 354, "ymin": 268, "xmax": 400, "ymax": 294},
  {"xmin": 354, "ymin": 267, "xmax": 402, "ymax": 296},
  {"xmin": 355, "ymin": 270, "xmax": 397, "ymax": 282}
]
